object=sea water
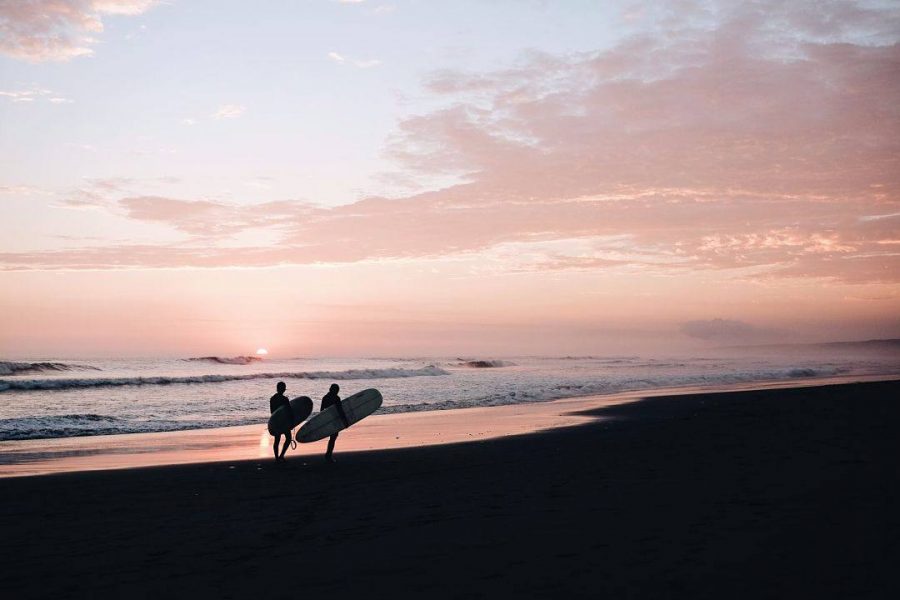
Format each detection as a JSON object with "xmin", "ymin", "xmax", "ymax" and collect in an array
[{"xmin": 1, "ymin": 346, "xmax": 897, "ymax": 440}]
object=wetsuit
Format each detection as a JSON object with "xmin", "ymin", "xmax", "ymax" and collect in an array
[
  {"xmin": 270, "ymin": 392, "xmax": 293, "ymax": 460},
  {"xmin": 321, "ymin": 390, "xmax": 347, "ymax": 460},
  {"xmin": 270, "ymin": 392, "xmax": 291, "ymax": 418}
]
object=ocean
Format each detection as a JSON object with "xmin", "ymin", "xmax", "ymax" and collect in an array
[{"xmin": 1, "ymin": 345, "xmax": 898, "ymax": 441}]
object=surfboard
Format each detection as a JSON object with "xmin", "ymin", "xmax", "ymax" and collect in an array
[
  {"xmin": 267, "ymin": 396, "xmax": 314, "ymax": 436},
  {"xmin": 297, "ymin": 388, "xmax": 383, "ymax": 443}
]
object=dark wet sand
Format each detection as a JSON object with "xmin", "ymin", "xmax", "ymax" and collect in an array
[{"xmin": 1, "ymin": 380, "xmax": 897, "ymax": 599}]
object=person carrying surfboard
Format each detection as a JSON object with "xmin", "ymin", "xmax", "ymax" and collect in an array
[
  {"xmin": 270, "ymin": 381, "xmax": 293, "ymax": 461},
  {"xmin": 321, "ymin": 383, "xmax": 349, "ymax": 463}
]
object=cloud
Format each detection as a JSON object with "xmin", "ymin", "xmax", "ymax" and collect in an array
[
  {"xmin": 0, "ymin": 86, "xmax": 72, "ymax": 104},
  {"xmin": 212, "ymin": 104, "xmax": 246, "ymax": 119},
  {"xmin": 0, "ymin": 184, "xmax": 49, "ymax": 196},
  {"xmin": 7, "ymin": 185, "xmax": 890, "ymax": 276},
  {"xmin": 0, "ymin": 0, "xmax": 158, "ymax": 62},
  {"xmin": 90, "ymin": 1, "xmax": 154, "ymax": 16},
  {"xmin": 84, "ymin": 177, "xmax": 135, "ymax": 192},
  {"xmin": 859, "ymin": 212, "xmax": 900, "ymax": 223},
  {"xmin": 2, "ymin": 0, "xmax": 898, "ymax": 281},
  {"xmin": 680, "ymin": 319, "xmax": 777, "ymax": 343},
  {"xmin": 116, "ymin": 196, "xmax": 314, "ymax": 237},
  {"xmin": 0, "ymin": 87, "xmax": 49, "ymax": 101},
  {"xmin": 328, "ymin": 51, "xmax": 381, "ymax": 68}
]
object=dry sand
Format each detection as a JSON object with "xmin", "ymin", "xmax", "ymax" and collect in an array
[{"xmin": 0, "ymin": 379, "xmax": 897, "ymax": 598}]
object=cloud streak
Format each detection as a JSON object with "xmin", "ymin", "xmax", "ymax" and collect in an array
[
  {"xmin": 212, "ymin": 104, "xmax": 246, "ymax": 119},
  {"xmin": 328, "ymin": 51, "xmax": 381, "ymax": 68},
  {"xmin": 0, "ymin": 86, "xmax": 72, "ymax": 103}
]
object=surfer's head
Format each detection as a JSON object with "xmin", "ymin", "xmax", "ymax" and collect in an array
[
  {"xmin": 329, "ymin": 383, "xmax": 339, "ymax": 393},
  {"xmin": 276, "ymin": 381, "xmax": 286, "ymax": 393}
]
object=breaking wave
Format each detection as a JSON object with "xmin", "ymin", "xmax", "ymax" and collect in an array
[
  {"xmin": 787, "ymin": 368, "xmax": 818, "ymax": 377},
  {"xmin": 0, "ymin": 414, "xmax": 124, "ymax": 441},
  {"xmin": 456, "ymin": 359, "xmax": 514, "ymax": 368},
  {"xmin": 0, "ymin": 366, "xmax": 449, "ymax": 392},
  {"xmin": 0, "ymin": 361, "xmax": 101, "ymax": 376},
  {"xmin": 184, "ymin": 356, "xmax": 263, "ymax": 365}
]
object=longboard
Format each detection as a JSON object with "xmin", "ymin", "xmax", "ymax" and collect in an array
[
  {"xmin": 267, "ymin": 396, "xmax": 314, "ymax": 436},
  {"xmin": 297, "ymin": 388, "xmax": 382, "ymax": 443}
]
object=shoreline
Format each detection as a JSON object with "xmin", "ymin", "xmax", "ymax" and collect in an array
[
  {"xmin": 0, "ymin": 379, "xmax": 896, "ymax": 598},
  {"xmin": 1, "ymin": 373, "xmax": 896, "ymax": 478}
]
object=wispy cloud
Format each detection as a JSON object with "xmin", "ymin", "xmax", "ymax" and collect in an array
[
  {"xmin": 328, "ymin": 51, "xmax": 381, "ymax": 68},
  {"xmin": 212, "ymin": 104, "xmax": 246, "ymax": 120},
  {"xmin": 859, "ymin": 212, "xmax": 900, "ymax": 222},
  {"xmin": 0, "ymin": 0, "xmax": 159, "ymax": 62},
  {"xmin": 0, "ymin": 86, "xmax": 72, "ymax": 104},
  {"xmin": 0, "ymin": 185, "xmax": 50, "ymax": 197}
]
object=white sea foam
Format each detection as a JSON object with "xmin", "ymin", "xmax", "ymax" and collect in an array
[
  {"xmin": 0, "ymin": 414, "xmax": 254, "ymax": 441},
  {"xmin": 0, "ymin": 366, "xmax": 449, "ymax": 392}
]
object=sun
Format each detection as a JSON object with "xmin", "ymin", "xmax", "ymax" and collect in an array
[{"xmin": 256, "ymin": 348, "xmax": 268, "ymax": 356}]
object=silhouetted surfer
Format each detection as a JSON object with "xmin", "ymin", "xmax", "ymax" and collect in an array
[
  {"xmin": 322, "ymin": 383, "xmax": 349, "ymax": 463},
  {"xmin": 270, "ymin": 381, "xmax": 292, "ymax": 461}
]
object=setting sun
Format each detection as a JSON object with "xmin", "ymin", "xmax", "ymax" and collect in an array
[{"xmin": 256, "ymin": 348, "xmax": 268, "ymax": 356}]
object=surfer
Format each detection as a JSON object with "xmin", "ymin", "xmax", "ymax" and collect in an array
[
  {"xmin": 270, "ymin": 381, "xmax": 292, "ymax": 461},
  {"xmin": 321, "ymin": 383, "xmax": 348, "ymax": 463}
]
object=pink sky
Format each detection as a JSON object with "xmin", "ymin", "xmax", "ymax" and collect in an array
[{"xmin": 1, "ymin": 1, "xmax": 898, "ymax": 357}]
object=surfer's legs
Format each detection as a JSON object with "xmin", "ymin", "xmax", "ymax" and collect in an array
[
  {"xmin": 274, "ymin": 433, "xmax": 290, "ymax": 460},
  {"xmin": 273, "ymin": 434, "xmax": 282, "ymax": 460},
  {"xmin": 325, "ymin": 433, "xmax": 338, "ymax": 462}
]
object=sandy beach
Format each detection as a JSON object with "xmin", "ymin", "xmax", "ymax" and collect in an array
[
  {"xmin": 0, "ymin": 379, "xmax": 897, "ymax": 598},
  {"xmin": 0, "ymin": 375, "xmax": 892, "ymax": 478}
]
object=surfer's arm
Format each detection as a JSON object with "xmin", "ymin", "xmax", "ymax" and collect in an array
[{"xmin": 334, "ymin": 398, "xmax": 350, "ymax": 428}]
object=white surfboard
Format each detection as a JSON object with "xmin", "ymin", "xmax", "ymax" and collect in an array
[
  {"xmin": 297, "ymin": 388, "xmax": 382, "ymax": 443},
  {"xmin": 267, "ymin": 396, "xmax": 314, "ymax": 436}
]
